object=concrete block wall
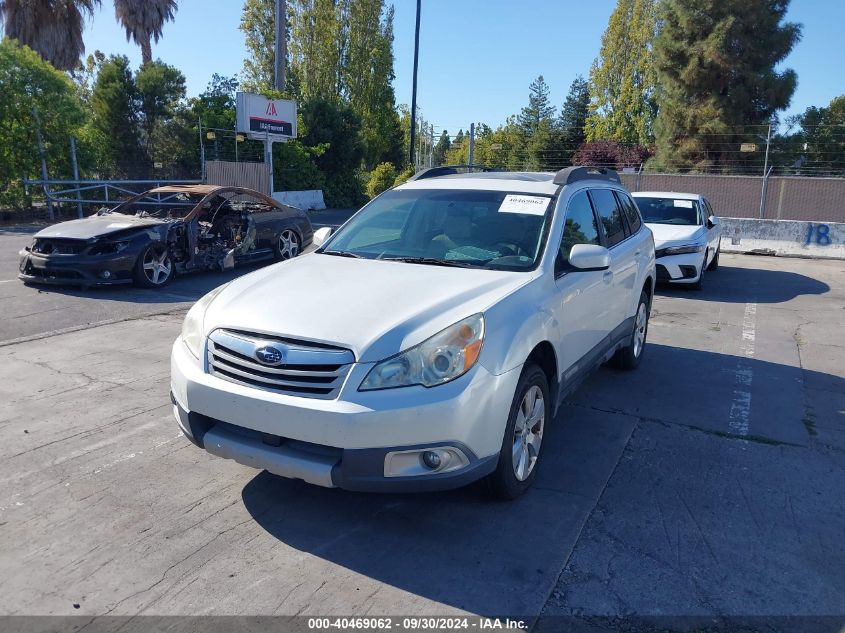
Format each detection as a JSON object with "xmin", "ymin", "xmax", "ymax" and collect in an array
[{"xmin": 719, "ymin": 217, "xmax": 845, "ymax": 259}]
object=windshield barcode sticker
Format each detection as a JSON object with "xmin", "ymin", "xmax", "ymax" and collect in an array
[
  {"xmin": 498, "ymin": 194, "xmax": 549, "ymax": 215},
  {"xmin": 674, "ymin": 200, "xmax": 694, "ymax": 208}
]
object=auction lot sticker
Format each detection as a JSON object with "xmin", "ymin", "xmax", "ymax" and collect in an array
[{"xmin": 498, "ymin": 194, "xmax": 549, "ymax": 215}]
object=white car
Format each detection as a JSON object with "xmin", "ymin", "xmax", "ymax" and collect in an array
[
  {"xmin": 632, "ymin": 191, "xmax": 721, "ymax": 289},
  {"xmin": 171, "ymin": 166, "xmax": 656, "ymax": 498}
]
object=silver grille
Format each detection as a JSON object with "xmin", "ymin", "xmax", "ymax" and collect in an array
[{"xmin": 207, "ymin": 329, "xmax": 355, "ymax": 400}]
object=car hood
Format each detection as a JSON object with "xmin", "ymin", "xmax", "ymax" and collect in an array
[
  {"xmin": 34, "ymin": 214, "xmax": 165, "ymax": 240},
  {"xmin": 645, "ymin": 223, "xmax": 705, "ymax": 248},
  {"xmin": 204, "ymin": 253, "xmax": 534, "ymax": 363}
]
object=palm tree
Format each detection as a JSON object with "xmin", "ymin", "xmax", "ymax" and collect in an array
[
  {"xmin": 113, "ymin": 0, "xmax": 176, "ymax": 65},
  {"xmin": 0, "ymin": 0, "xmax": 99, "ymax": 71}
]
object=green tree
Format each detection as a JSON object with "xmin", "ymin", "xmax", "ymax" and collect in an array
[
  {"xmin": 136, "ymin": 60, "xmax": 185, "ymax": 143},
  {"xmin": 559, "ymin": 75, "xmax": 590, "ymax": 165},
  {"xmin": 191, "ymin": 74, "xmax": 239, "ymax": 131},
  {"xmin": 796, "ymin": 96, "xmax": 845, "ymax": 175},
  {"xmin": 517, "ymin": 75, "xmax": 555, "ymax": 134},
  {"xmin": 0, "ymin": 38, "xmax": 87, "ymax": 208},
  {"xmin": 239, "ymin": 0, "xmax": 276, "ymax": 92},
  {"xmin": 113, "ymin": 0, "xmax": 177, "ymax": 65},
  {"xmin": 366, "ymin": 161, "xmax": 397, "ymax": 198},
  {"xmin": 432, "ymin": 130, "xmax": 451, "ymax": 166},
  {"xmin": 289, "ymin": 0, "xmax": 342, "ymax": 100},
  {"xmin": 90, "ymin": 55, "xmax": 145, "ymax": 177},
  {"xmin": 0, "ymin": 0, "xmax": 97, "ymax": 71},
  {"xmin": 652, "ymin": 0, "xmax": 801, "ymax": 172},
  {"xmin": 586, "ymin": 0, "xmax": 657, "ymax": 145}
]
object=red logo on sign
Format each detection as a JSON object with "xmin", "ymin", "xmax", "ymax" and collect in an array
[{"xmin": 266, "ymin": 102, "xmax": 277, "ymax": 117}]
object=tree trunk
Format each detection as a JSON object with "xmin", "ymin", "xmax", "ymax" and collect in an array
[{"xmin": 141, "ymin": 36, "xmax": 152, "ymax": 65}]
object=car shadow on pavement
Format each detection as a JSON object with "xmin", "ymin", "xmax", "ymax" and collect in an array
[
  {"xmin": 656, "ymin": 264, "xmax": 829, "ymax": 303},
  {"xmin": 239, "ymin": 343, "xmax": 845, "ymax": 617}
]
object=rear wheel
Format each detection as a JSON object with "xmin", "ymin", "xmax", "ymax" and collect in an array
[
  {"xmin": 275, "ymin": 229, "xmax": 301, "ymax": 261},
  {"xmin": 133, "ymin": 243, "xmax": 174, "ymax": 288},
  {"xmin": 611, "ymin": 290, "xmax": 650, "ymax": 370},
  {"xmin": 488, "ymin": 364, "xmax": 549, "ymax": 500}
]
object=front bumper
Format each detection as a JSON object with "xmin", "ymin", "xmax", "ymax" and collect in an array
[
  {"xmin": 18, "ymin": 249, "xmax": 136, "ymax": 286},
  {"xmin": 655, "ymin": 251, "xmax": 705, "ymax": 284},
  {"xmin": 170, "ymin": 337, "xmax": 519, "ymax": 492}
]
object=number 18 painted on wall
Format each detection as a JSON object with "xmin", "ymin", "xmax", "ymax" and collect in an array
[{"xmin": 806, "ymin": 223, "xmax": 832, "ymax": 246}]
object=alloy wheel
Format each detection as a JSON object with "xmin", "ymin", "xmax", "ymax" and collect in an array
[
  {"xmin": 278, "ymin": 230, "xmax": 300, "ymax": 260},
  {"xmin": 142, "ymin": 247, "xmax": 172, "ymax": 285},
  {"xmin": 633, "ymin": 301, "xmax": 648, "ymax": 358},
  {"xmin": 511, "ymin": 385, "xmax": 545, "ymax": 481}
]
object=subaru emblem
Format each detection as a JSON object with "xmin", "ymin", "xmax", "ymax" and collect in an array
[{"xmin": 254, "ymin": 345, "xmax": 285, "ymax": 366}]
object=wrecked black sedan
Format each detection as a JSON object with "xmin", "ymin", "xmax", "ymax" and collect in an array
[{"xmin": 19, "ymin": 185, "xmax": 313, "ymax": 288}]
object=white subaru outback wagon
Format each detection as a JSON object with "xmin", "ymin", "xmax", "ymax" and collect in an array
[{"xmin": 170, "ymin": 166, "xmax": 656, "ymax": 498}]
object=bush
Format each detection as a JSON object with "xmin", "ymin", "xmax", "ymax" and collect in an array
[
  {"xmin": 366, "ymin": 162, "xmax": 398, "ymax": 198},
  {"xmin": 323, "ymin": 171, "xmax": 367, "ymax": 209},
  {"xmin": 393, "ymin": 165, "xmax": 416, "ymax": 187},
  {"xmin": 572, "ymin": 141, "xmax": 650, "ymax": 169}
]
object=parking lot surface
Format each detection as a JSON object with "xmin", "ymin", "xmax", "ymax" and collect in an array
[{"xmin": 1, "ymin": 226, "xmax": 843, "ymax": 622}]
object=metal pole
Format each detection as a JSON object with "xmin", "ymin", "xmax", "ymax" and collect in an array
[
  {"xmin": 32, "ymin": 108, "xmax": 54, "ymax": 221},
  {"xmin": 265, "ymin": 130, "xmax": 274, "ymax": 195},
  {"xmin": 274, "ymin": 0, "xmax": 287, "ymax": 91},
  {"xmin": 762, "ymin": 121, "xmax": 772, "ymax": 177},
  {"xmin": 69, "ymin": 137, "xmax": 83, "ymax": 218},
  {"xmin": 408, "ymin": 0, "xmax": 421, "ymax": 166},
  {"xmin": 429, "ymin": 125, "xmax": 434, "ymax": 167},
  {"xmin": 468, "ymin": 122, "xmax": 475, "ymax": 166},
  {"xmin": 759, "ymin": 165, "xmax": 773, "ymax": 219},
  {"xmin": 198, "ymin": 117, "xmax": 206, "ymax": 181}
]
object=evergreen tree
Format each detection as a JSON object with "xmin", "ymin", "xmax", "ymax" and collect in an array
[
  {"xmin": 517, "ymin": 75, "xmax": 555, "ymax": 134},
  {"xmin": 135, "ymin": 61, "xmax": 185, "ymax": 145},
  {"xmin": 90, "ymin": 55, "xmax": 145, "ymax": 177},
  {"xmin": 586, "ymin": 0, "xmax": 657, "ymax": 145},
  {"xmin": 652, "ymin": 0, "xmax": 801, "ymax": 172},
  {"xmin": 559, "ymin": 75, "xmax": 590, "ymax": 165},
  {"xmin": 796, "ymin": 96, "xmax": 845, "ymax": 175},
  {"xmin": 432, "ymin": 130, "xmax": 451, "ymax": 166},
  {"xmin": 239, "ymin": 0, "xmax": 276, "ymax": 92}
]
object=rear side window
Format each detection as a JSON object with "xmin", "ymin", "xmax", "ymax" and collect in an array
[
  {"xmin": 616, "ymin": 192, "xmax": 642, "ymax": 234},
  {"xmin": 589, "ymin": 189, "xmax": 627, "ymax": 247},
  {"xmin": 559, "ymin": 191, "xmax": 601, "ymax": 263}
]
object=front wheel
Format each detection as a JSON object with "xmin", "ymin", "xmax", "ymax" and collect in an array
[
  {"xmin": 611, "ymin": 290, "xmax": 650, "ymax": 370},
  {"xmin": 133, "ymin": 243, "xmax": 174, "ymax": 288},
  {"xmin": 707, "ymin": 244, "xmax": 720, "ymax": 271},
  {"xmin": 274, "ymin": 229, "xmax": 301, "ymax": 261},
  {"xmin": 488, "ymin": 364, "xmax": 550, "ymax": 500}
]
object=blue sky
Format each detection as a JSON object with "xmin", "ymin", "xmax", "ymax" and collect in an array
[{"xmin": 81, "ymin": 0, "xmax": 845, "ymax": 134}]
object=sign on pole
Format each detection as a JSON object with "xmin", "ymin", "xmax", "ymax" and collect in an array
[
  {"xmin": 740, "ymin": 143, "xmax": 758, "ymax": 153},
  {"xmin": 236, "ymin": 92, "xmax": 297, "ymax": 141}
]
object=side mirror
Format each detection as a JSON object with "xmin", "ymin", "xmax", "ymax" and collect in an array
[
  {"xmin": 568, "ymin": 244, "xmax": 610, "ymax": 271},
  {"xmin": 706, "ymin": 215, "xmax": 719, "ymax": 229},
  {"xmin": 313, "ymin": 226, "xmax": 332, "ymax": 248}
]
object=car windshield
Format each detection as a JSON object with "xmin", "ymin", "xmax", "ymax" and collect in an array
[
  {"xmin": 635, "ymin": 196, "xmax": 701, "ymax": 225},
  {"xmin": 320, "ymin": 188, "xmax": 554, "ymax": 271},
  {"xmin": 113, "ymin": 192, "xmax": 205, "ymax": 220}
]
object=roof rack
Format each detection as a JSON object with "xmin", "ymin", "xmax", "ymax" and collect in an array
[
  {"xmin": 553, "ymin": 166, "xmax": 621, "ymax": 186},
  {"xmin": 406, "ymin": 164, "xmax": 498, "ymax": 182}
]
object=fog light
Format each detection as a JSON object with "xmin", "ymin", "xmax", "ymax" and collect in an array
[
  {"xmin": 422, "ymin": 450, "xmax": 441, "ymax": 470},
  {"xmin": 99, "ymin": 270, "xmax": 112, "ymax": 279}
]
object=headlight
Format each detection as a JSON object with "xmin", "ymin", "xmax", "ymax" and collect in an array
[
  {"xmin": 656, "ymin": 243, "xmax": 705, "ymax": 257},
  {"xmin": 181, "ymin": 284, "xmax": 229, "ymax": 358},
  {"xmin": 89, "ymin": 240, "xmax": 130, "ymax": 255},
  {"xmin": 359, "ymin": 314, "xmax": 485, "ymax": 391}
]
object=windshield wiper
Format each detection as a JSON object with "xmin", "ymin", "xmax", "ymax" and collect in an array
[
  {"xmin": 322, "ymin": 250, "xmax": 365, "ymax": 259},
  {"xmin": 381, "ymin": 256, "xmax": 479, "ymax": 268}
]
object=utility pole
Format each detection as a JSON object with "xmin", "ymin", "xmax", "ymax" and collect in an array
[
  {"xmin": 32, "ymin": 107, "xmax": 53, "ymax": 221},
  {"xmin": 69, "ymin": 137, "xmax": 83, "ymax": 219},
  {"xmin": 762, "ymin": 121, "xmax": 772, "ymax": 177},
  {"xmin": 408, "ymin": 0, "xmax": 421, "ymax": 167},
  {"xmin": 428, "ymin": 125, "xmax": 434, "ymax": 167},
  {"xmin": 198, "ymin": 117, "xmax": 206, "ymax": 181},
  {"xmin": 468, "ymin": 123, "xmax": 475, "ymax": 166},
  {"xmin": 274, "ymin": 0, "xmax": 286, "ymax": 92},
  {"xmin": 759, "ymin": 120, "xmax": 773, "ymax": 219}
]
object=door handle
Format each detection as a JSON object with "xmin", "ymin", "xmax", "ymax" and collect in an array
[{"xmin": 634, "ymin": 249, "xmax": 641, "ymax": 256}]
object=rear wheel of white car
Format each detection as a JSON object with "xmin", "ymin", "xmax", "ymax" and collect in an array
[
  {"xmin": 488, "ymin": 364, "xmax": 550, "ymax": 500},
  {"xmin": 612, "ymin": 290, "xmax": 650, "ymax": 370},
  {"xmin": 134, "ymin": 243, "xmax": 174, "ymax": 288}
]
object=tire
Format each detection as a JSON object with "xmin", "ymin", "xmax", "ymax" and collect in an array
[
  {"xmin": 487, "ymin": 364, "xmax": 550, "ymax": 500},
  {"xmin": 274, "ymin": 228, "xmax": 301, "ymax": 261},
  {"xmin": 611, "ymin": 290, "xmax": 650, "ymax": 370},
  {"xmin": 691, "ymin": 251, "xmax": 707, "ymax": 290},
  {"xmin": 133, "ymin": 243, "xmax": 174, "ymax": 288},
  {"xmin": 707, "ymin": 244, "xmax": 720, "ymax": 271}
]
